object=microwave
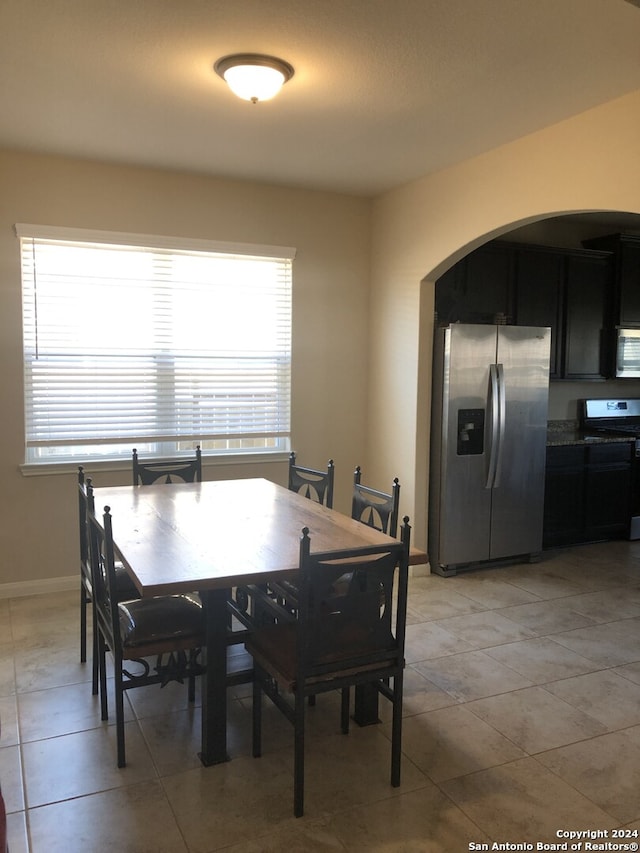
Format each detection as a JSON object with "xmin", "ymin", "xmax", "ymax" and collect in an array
[{"xmin": 616, "ymin": 328, "xmax": 640, "ymax": 378}]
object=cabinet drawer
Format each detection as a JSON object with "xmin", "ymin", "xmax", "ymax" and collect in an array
[
  {"xmin": 546, "ymin": 445, "xmax": 585, "ymax": 469},
  {"xmin": 587, "ymin": 442, "xmax": 633, "ymax": 465}
]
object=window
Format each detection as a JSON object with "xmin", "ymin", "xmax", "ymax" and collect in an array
[{"xmin": 17, "ymin": 225, "xmax": 294, "ymax": 464}]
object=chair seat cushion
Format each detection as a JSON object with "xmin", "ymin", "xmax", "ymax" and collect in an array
[
  {"xmin": 118, "ymin": 593, "xmax": 204, "ymax": 648},
  {"xmin": 246, "ymin": 621, "xmax": 396, "ymax": 692}
]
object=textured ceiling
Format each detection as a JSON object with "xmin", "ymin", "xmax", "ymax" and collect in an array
[{"xmin": 1, "ymin": 0, "xmax": 640, "ymax": 197}]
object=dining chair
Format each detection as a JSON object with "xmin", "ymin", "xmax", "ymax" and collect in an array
[
  {"xmin": 132, "ymin": 446, "xmax": 202, "ymax": 485},
  {"xmin": 272, "ymin": 451, "xmax": 335, "ymax": 614},
  {"xmin": 235, "ymin": 451, "xmax": 334, "ymax": 624},
  {"xmin": 352, "ymin": 466, "xmax": 400, "ymax": 536},
  {"xmin": 288, "ymin": 451, "xmax": 334, "ymax": 508},
  {"xmin": 78, "ymin": 466, "xmax": 92, "ymax": 668},
  {"xmin": 88, "ymin": 503, "xmax": 207, "ymax": 768},
  {"xmin": 246, "ymin": 518, "xmax": 411, "ymax": 817},
  {"xmin": 78, "ymin": 470, "xmax": 139, "ymax": 694},
  {"xmin": 132, "ymin": 444, "xmax": 254, "ymax": 704},
  {"xmin": 272, "ymin": 467, "xmax": 401, "ymax": 619}
]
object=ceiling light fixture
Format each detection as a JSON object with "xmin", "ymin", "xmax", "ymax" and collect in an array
[{"xmin": 214, "ymin": 53, "xmax": 294, "ymax": 104}]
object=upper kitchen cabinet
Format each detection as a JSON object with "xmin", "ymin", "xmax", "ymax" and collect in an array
[
  {"xmin": 583, "ymin": 233, "xmax": 640, "ymax": 327},
  {"xmin": 515, "ymin": 245, "xmax": 611, "ymax": 380},
  {"xmin": 435, "ymin": 242, "xmax": 514, "ymax": 326},
  {"xmin": 513, "ymin": 247, "xmax": 563, "ymax": 378},
  {"xmin": 435, "ymin": 240, "xmax": 612, "ymax": 380},
  {"xmin": 562, "ymin": 250, "xmax": 611, "ymax": 380}
]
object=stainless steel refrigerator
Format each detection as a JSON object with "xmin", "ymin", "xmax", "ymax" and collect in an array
[{"xmin": 428, "ymin": 324, "xmax": 551, "ymax": 577}]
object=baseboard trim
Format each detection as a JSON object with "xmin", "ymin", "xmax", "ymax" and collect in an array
[
  {"xmin": 0, "ymin": 575, "xmax": 76, "ymax": 600},
  {"xmin": 0, "ymin": 563, "xmax": 433, "ymax": 599}
]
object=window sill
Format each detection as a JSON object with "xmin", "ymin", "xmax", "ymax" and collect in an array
[{"xmin": 20, "ymin": 450, "xmax": 290, "ymax": 477}]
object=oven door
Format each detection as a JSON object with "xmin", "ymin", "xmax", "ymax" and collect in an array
[{"xmin": 616, "ymin": 328, "xmax": 640, "ymax": 378}]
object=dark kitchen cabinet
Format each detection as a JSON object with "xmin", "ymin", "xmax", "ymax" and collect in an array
[
  {"xmin": 543, "ymin": 445, "xmax": 585, "ymax": 548},
  {"xmin": 435, "ymin": 243, "xmax": 514, "ymax": 326},
  {"xmin": 562, "ymin": 252, "xmax": 610, "ymax": 380},
  {"xmin": 543, "ymin": 441, "xmax": 632, "ymax": 548},
  {"xmin": 583, "ymin": 233, "xmax": 640, "ymax": 327},
  {"xmin": 514, "ymin": 245, "xmax": 610, "ymax": 380},
  {"xmin": 436, "ymin": 240, "xmax": 612, "ymax": 381},
  {"xmin": 584, "ymin": 442, "xmax": 633, "ymax": 541},
  {"xmin": 514, "ymin": 248, "xmax": 563, "ymax": 378},
  {"xmin": 619, "ymin": 237, "xmax": 640, "ymax": 325}
]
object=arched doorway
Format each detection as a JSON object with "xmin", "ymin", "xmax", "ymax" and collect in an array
[{"xmin": 417, "ymin": 210, "xmax": 640, "ymax": 568}]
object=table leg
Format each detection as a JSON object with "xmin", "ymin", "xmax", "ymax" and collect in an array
[
  {"xmin": 353, "ymin": 683, "xmax": 380, "ymax": 726},
  {"xmin": 199, "ymin": 588, "xmax": 230, "ymax": 766}
]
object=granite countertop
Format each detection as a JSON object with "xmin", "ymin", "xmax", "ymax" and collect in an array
[{"xmin": 546, "ymin": 419, "xmax": 636, "ymax": 447}]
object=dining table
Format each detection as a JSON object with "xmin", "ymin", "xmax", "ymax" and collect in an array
[{"xmin": 94, "ymin": 477, "xmax": 403, "ymax": 767}]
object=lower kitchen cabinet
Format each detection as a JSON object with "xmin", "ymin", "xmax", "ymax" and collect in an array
[
  {"xmin": 584, "ymin": 443, "xmax": 633, "ymax": 541},
  {"xmin": 543, "ymin": 442, "xmax": 633, "ymax": 548},
  {"xmin": 543, "ymin": 445, "xmax": 585, "ymax": 548}
]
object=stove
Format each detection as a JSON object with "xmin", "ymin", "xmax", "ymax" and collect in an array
[
  {"xmin": 582, "ymin": 399, "xmax": 640, "ymax": 539},
  {"xmin": 582, "ymin": 398, "xmax": 640, "ymax": 439}
]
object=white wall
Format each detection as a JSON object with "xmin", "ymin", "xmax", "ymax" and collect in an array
[
  {"xmin": 0, "ymin": 150, "xmax": 371, "ymax": 589},
  {"xmin": 369, "ymin": 89, "xmax": 640, "ymax": 551}
]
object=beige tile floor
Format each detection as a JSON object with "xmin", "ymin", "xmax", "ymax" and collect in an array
[{"xmin": 2, "ymin": 541, "xmax": 640, "ymax": 852}]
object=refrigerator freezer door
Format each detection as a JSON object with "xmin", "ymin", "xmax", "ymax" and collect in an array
[
  {"xmin": 430, "ymin": 324, "xmax": 497, "ymax": 567},
  {"xmin": 490, "ymin": 325, "xmax": 550, "ymax": 559}
]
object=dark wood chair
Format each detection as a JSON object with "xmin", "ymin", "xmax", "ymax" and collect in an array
[
  {"xmin": 88, "ymin": 503, "xmax": 207, "ymax": 768},
  {"xmin": 131, "ymin": 447, "xmax": 254, "ymax": 724},
  {"xmin": 248, "ymin": 451, "xmax": 336, "ymax": 630},
  {"xmin": 78, "ymin": 466, "xmax": 92, "ymax": 672},
  {"xmin": 132, "ymin": 446, "xmax": 202, "ymax": 485},
  {"xmin": 352, "ymin": 466, "xmax": 400, "ymax": 536},
  {"xmin": 288, "ymin": 451, "xmax": 334, "ymax": 508},
  {"xmin": 246, "ymin": 518, "xmax": 411, "ymax": 817},
  {"xmin": 78, "ymin": 469, "xmax": 138, "ymax": 695},
  {"xmin": 273, "ymin": 470, "xmax": 402, "ymax": 613}
]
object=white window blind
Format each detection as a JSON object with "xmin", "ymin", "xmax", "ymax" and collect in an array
[{"xmin": 17, "ymin": 225, "xmax": 294, "ymax": 464}]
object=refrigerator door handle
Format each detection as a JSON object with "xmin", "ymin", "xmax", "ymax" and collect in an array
[
  {"xmin": 493, "ymin": 362, "xmax": 506, "ymax": 488},
  {"xmin": 486, "ymin": 363, "xmax": 500, "ymax": 489}
]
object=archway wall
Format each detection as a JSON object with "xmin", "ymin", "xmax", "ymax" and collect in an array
[{"xmin": 368, "ymin": 88, "xmax": 640, "ymax": 550}]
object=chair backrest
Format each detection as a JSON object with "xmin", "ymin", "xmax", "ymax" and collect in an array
[
  {"xmin": 132, "ymin": 446, "xmax": 202, "ymax": 485},
  {"xmin": 87, "ymin": 502, "xmax": 121, "ymax": 656},
  {"xmin": 295, "ymin": 518, "xmax": 411, "ymax": 682},
  {"xmin": 78, "ymin": 468, "xmax": 95, "ymax": 580},
  {"xmin": 288, "ymin": 451, "xmax": 335, "ymax": 508},
  {"xmin": 351, "ymin": 466, "xmax": 400, "ymax": 538}
]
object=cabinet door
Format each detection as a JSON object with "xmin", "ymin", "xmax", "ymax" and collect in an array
[
  {"xmin": 435, "ymin": 244, "xmax": 513, "ymax": 326},
  {"xmin": 435, "ymin": 243, "xmax": 514, "ymax": 325},
  {"xmin": 515, "ymin": 249, "xmax": 563, "ymax": 379},
  {"xmin": 584, "ymin": 443, "xmax": 632, "ymax": 540},
  {"xmin": 618, "ymin": 240, "xmax": 640, "ymax": 326},
  {"xmin": 563, "ymin": 254, "xmax": 610, "ymax": 380},
  {"xmin": 543, "ymin": 445, "xmax": 585, "ymax": 548},
  {"xmin": 461, "ymin": 245, "xmax": 514, "ymax": 324},
  {"xmin": 434, "ymin": 264, "xmax": 464, "ymax": 327}
]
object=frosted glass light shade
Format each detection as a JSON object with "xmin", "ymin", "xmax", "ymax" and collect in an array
[{"xmin": 215, "ymin": 54, "xmax": 294, "ymax": 103}]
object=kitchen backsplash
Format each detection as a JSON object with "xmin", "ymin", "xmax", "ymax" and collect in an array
[{"xmin": 548, "ymin": 379, "xmax": 640, "ymax": 420}]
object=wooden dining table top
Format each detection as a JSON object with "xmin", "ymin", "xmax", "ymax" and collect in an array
[{"xmin": 94, "ymin": 477, "xmax": 400, "ymax": 597}]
